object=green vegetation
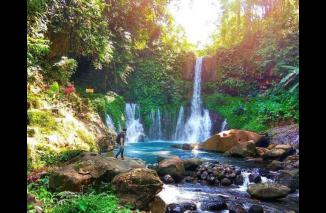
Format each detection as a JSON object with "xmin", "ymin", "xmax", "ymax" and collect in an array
[
  {"xmin": 204, "ymin": 87, "xmax": 298, "ymax": 132},
  {"xmin": 27, "ymin": 0, "xmax": 299, "ymax": 211},
  {"xmin": 28, "ymin": 176, "xmax": 132, "ymax": 213},
  {"xmin": 77, "ymin": 88, "xmax": 126, "ymax": 128},
  {"xmin": 27, "ymin": 110, "xmax": 58, "ymax": 133}
]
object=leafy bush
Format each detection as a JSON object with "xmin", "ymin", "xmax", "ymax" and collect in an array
[
  {"xmin": 28, "ymin": 177, "xmax": 132, "ymax": 213},
  {"xmin": 38, "ymin": 149, "xmax": 84, "ymax": 166},
  {"xmin": 48, "ymin": 81, "xmax": 60, "ymax": 99},
  {"xmin": 27, "ymin": 36, "xmax": 50, "ymax": 66},
  {"xmin": 49, "ymin": 57, "xmax": 77, "ymax": 85},
  {"xmin": 52, "ymin": 193, "xmax": 132, "ymax": 213},
  {"xmin": 217, "ymin": 78, "xmax": 257, "ymax": 96}
]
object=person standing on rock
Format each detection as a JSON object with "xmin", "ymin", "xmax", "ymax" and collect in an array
[{"xmin": 115, "ymin": 128, "xmax": 127, "ymax": 160}]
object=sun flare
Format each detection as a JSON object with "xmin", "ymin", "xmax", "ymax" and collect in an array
[{"xmin": 168, "ymin": 0, "xmax": 222, "ymax": 49}]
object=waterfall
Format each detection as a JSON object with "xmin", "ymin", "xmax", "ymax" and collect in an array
[
  {"xmin": 174, "ymin": 106, "xmax": 185, "ymax": 140},
  {"xmin": 157, "ymin": 108, "xmax": 162, "ymax": 140},
  {"xmin": 149, "ymin": 110, "xmax": 155, "ymax": 139},
  {"xmin": 220, "ymin": 119, "xmax": 228, "ymax": 132},
  {"xmin": 183, "ymin": 57, "xmax": 212, "ymax": 142},
  {"xmin": 149, "ymin": 108, "xmax": 162, "ymax": 140},
  {"xmin": 105, "ymin": 113, "xmax": 116, "ymax": 132},
  {"xmin": 125, "ymin": 103, "xmax": 144, "ymax": 143}
]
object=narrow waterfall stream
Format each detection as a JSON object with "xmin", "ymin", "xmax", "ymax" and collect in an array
[
  {"xmin": 220, "ymin": 119, "xmax": 228, "ymax": 132},
  {"xmin": 125, "ymin": 103, "xmax": 144, "ymax": 143},
  {"xmin": 174, "ymin": 106, "xmax": 185, "ymax": 141},
  {"xmin": 183, "ymin": 57, "xmax": 212, "ymax": 142},
  {"xmin": 105, "ymin": 113, "xmax": 116, "ymax": 132}
]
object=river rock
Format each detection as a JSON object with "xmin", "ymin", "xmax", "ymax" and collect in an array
[
  {"xmin": 166, "ymin": 203, "xmax": 184, "ymax": 213},
  {"xmin": 283, "ymin": 154, "xmax": 299, "ymax": 170},
  {"xmin": 111, "ymin": 168, "xmax": 163, "ymax": 210},
  {"xmin": 249, "ymin": 173, "xmax": 262, "ymax": 183},
  {"xmin": 267, "ymin": 160, "xmax": 284, "ymax": 171},
  {"xmin": 162, "ymin": 174, "xmax": 175, "ymax": 184},
  {"xmin": 183, "ymin": 158, "xmax": 204, "ymax": 171},
  {"xmin": 275, "ymin": 169, "xmax": 299, "ymax": 193},
  {"xmin": 200, "ymin": 129, "xmax": 264, "ymax": 152},
  {"xmin": 225, "ymin": 140, "xmax": 257, "ymax": 158},
  {"xmin": 148, "ymin": 196, "xmax": 166, "ymax": 213},
  {"xmin": 248, "ymin": 205, "xmax": 264, "ymax": 213},
  {"xmin": 49, "ymin": 152, "xmax": 145, "ymax": 192},
  {"xmin": 234, "ymin": 174, "xmax": 244, "ymax": 185},
  {"xmin": 201, "ymin": 198, "xmax": 227, "ymax": 211},
  {"xmin": 256, "ymin": 147, "xmax": 269, "ymax": 157},
  {"xmin": 182, "ymin": 143, "xmax": 197, "ymax": 150},
  {"xmin": 228, "ymin": 203, "xmax": 247, "ymax": 213},
  {"xmin": 201, "ymin": 171, "xmax": 208, "ymax": 180},
  {"xmin": 263, "ymin": 148, "xmax": 286, "ymax": 159},
  {"xmin": 180, "ymin": 202, "xmax": 197, "ymax": 211},
  {"xmin": 221, "ymin": 178, "xmax": 232, "ymax": 186},
  {"xmin": 275, "ymin": 144, "xmax": 293, "ymax": 150},
  {"xmin": 247, "ymin": 183, "xmax": 291, "ymax": 200},
  {"xmin": 158, "ymin": 156, "xmax": 186, "ymax": 182}
]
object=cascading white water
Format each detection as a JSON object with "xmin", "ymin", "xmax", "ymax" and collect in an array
[
  {"xmin": 125, "ymin": 103, "xmax": 144, "ymax": 143},
  {"xmin": 149, "ymin": 108, "xmax": 162, "ymax": 140},
  {"xmin": 220, "ymin": 119, "xmax": 228, "ymax": 132},
  {"xmin": 149, "ymin": 110, "xmax": 155, "ymax": 139},
  {"xmin": 183, "ymin": 57, "xmax": 212, "ymax": 142},
  {"xmin": 117, "ymin": 122, "xmax": 122, "ymax": 133},
  {"xmin": 174, "ymin": 106, "xmax": 185, "ymax": 140},
  {"xmin": 105, "ymin": 113, "xmax": 116, "ymax": 132}
]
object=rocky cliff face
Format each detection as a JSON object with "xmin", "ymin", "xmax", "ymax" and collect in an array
[
  {"xmin": 181, "ymin": 53, "xmax": 218, "ymax": 82},
  {"xmin": 181, "ymin": 52, "xmax": 196, "ymax": 81},
  {"xmin": 201, "ymin": 56, "xmax": 217, "ymax": 82}
]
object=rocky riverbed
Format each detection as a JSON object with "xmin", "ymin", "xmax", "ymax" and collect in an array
[{"xmin": 28, "ymin": 130, "xmax": 299, "ymax": 213}]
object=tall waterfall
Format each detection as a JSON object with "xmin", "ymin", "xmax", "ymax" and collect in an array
[
  {"xmin": 174, "ymin": 106, "xmax": 185, "ymax": 140},
  {"xmin": 149, "ymin": 108, "xmax": 162, "ymax": 140},
  {"xmin": 125, "ymin": 103, "xmax": 144, "ymax": 143},
  {"xmin": 183, "ymin": 57, "xmax": 212, "ymax": 142},
  {"xmin": 105, "ymin": 113, "xmax": 116, "ymax": 132}
]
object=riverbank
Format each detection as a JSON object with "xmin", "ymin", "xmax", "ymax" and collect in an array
[{"xmin": 28, "ymin": 140, "xmax": 298, "ymax": 213}]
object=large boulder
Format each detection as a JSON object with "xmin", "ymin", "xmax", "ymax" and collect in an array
[
  {"xmin": 200, "ymin": 129, "xmax": 264, "ymax": 152},
  {"xmin": 111, "ymin": 168, "xmax": 163, "ymax": 210},
  {"xmin": 266, "ymin": 124, "xmax": 299, "ymax": 149},
  {"xmin": 247, "ymin": 183, "xmax": 291, "ymax": 200},
  {"xmin": 158, "ymin": 156, "xmax": 186, "ymax": 182},
  {"xmin": 275, "ymin": 169, "xmax": 299, "ymax": 193},
  {"xmin": 225, "ymin": 140, "xmax": 257, "ymax": 157},
  {"xmin": 49, "ymin": 152, "xmax": 145, "ymax": 192}
]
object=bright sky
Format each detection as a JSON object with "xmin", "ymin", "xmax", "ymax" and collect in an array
[{"xmin": 168, "ymin": 0, "xmax": 222, "ymax": 49}]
